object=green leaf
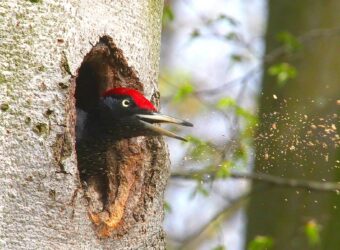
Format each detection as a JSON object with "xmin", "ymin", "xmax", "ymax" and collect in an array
[
  {"xmin": 305, "ymin": 220, "xmax": 321, "ymax": 246},
  {"xmin": 190, "ymin": 183, "xmax": 210, "ymax": 199},
  {"xmin": 235, "ymin": 106, "xmax": 256, "ymax": 122},
  {"xmin": 217, "ymin": 14, "xmax": 239, "ymax": 26},
  {"xmin": 268, "ymin": 63, "xmax": 297, "ymax": 86},
  {"xmin": 212, "ymin": 245, "xmax": 226, "ymax": 250},
  {"xmin": 190, "ymin": 29, "xmax": 201, "ymax": 39},
  {"xmin": 216, "ymin": 161, "xmax": 232, "ymax": 179},
  {"xmin": 196, "ymin": 184, "xmax": 210, "ymax": 196},
  {"xmin": 248, "ymin": 236, "xmax": 274, "ymax": 250},
  {"xmin": 224, "ymin": 32, "xmax": 240, "ymax": 41},
  {"xmin": 233, "ymin": 145, "xmax": 248, "ymax": 162},
  {"xmin": 187, "ymin": 136, "xmax": 215, "ymax": 160},
  {"xmin": 173, "ymin": 83, "xmax": 194, "ymax": 102},
  {"xmin": 164, "ymin": 201, "xmax": 172, "ymax": 213},
  {"xmin": 231, "ymin": 54, "xmax": 245, "ymax": 62},
  {"xmin": 217, "ymin": 98, "xmax": 256, "ymax": 123},
  {"xmin": 276, "ymin": 31, "xmax": 301, "ymax": 52},
  {"xmin": 216, "ymin": 97, "xmax": 236, "ymax": 109},
  {"xmin": 162, "ymin": 5, "xmax": 175, "ymax": 26}
]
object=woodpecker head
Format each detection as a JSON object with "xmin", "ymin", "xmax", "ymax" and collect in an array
[{"xmin": 81, "ymin": 87, "xmax": 193, "ymax": 141}]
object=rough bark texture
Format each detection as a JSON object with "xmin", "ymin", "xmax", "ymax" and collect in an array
[{"xmin": 0, "ymin": 0, "xmax": 167, "ymax": 249}]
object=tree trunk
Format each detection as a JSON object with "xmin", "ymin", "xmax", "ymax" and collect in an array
[
  {"xmin": 245, "ymin": 1, "xmax": 340, "ymax": 249},
  {"xmin": 0, "ymin": 1, "xmax": 167, "ymax": 249}
]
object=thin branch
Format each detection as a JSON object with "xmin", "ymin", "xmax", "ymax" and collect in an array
[
  {"xmin": 175, "ymin": 191, "xmax": 250, "ymax": 250},
  {"xmin": 171, "ymin": 184, "xmax": 269, "ymax": 250},
  {"xmin": 194, "ymin": 67, "xmax": 259, "ymax": 96},
  {"xmin": 171, "ymin": 171, "xmax": 340, "ymax": 193},
  {"xmin": 231, "ymin": 172, "xmax": 340, "ymax": 192},
  {"xmin": 169, "ymin": 170, "xmax": 340, "ymax": 248},
  {"xmin": 192, "ymin": 27, "xmax": 340, "ymax": 96}
]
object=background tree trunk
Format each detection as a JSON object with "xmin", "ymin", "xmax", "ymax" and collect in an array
[
  {"xmin": 0, "ymin": 0, "xmax": 167, "ymax": 249},
  {"xmin": 246, "ymin": 1, "xmax": 340, "ymax": 249}
]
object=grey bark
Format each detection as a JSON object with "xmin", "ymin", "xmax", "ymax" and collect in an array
[{"xmin": 0, "ymin": 0, "xmax": 166, "ymax": 249}]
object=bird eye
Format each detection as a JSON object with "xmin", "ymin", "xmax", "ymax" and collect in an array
[{"xmin": 122, "ymin": 99, "xmax": 131, "ymax": 107}]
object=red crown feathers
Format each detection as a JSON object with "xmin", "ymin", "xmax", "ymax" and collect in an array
[{"xmin": 102, "ymin": 88, "xmax": 157, "ymax": 111}]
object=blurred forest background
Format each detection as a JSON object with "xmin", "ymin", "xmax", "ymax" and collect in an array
[{"xmin": 159, "ymin": 0, "xmax": 340, "ymax": 249}]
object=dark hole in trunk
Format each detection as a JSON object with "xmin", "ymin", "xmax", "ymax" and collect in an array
[
  {"xmin": 75, "ymin": 45, "xmax": 110, "ymax": 212},
  {"xmin": 74, "ymin": 35, "xmax": 144, "ymax": 215}
]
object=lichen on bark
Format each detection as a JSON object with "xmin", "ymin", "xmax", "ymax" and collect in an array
[{"xmin": 0, "ymin": 0, "xmax": 166, "ymax": 249}]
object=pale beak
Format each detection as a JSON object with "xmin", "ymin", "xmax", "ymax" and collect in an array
[{"xmin": 135, "ymin": 113, "xmax": 193, "ymax": 141}]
